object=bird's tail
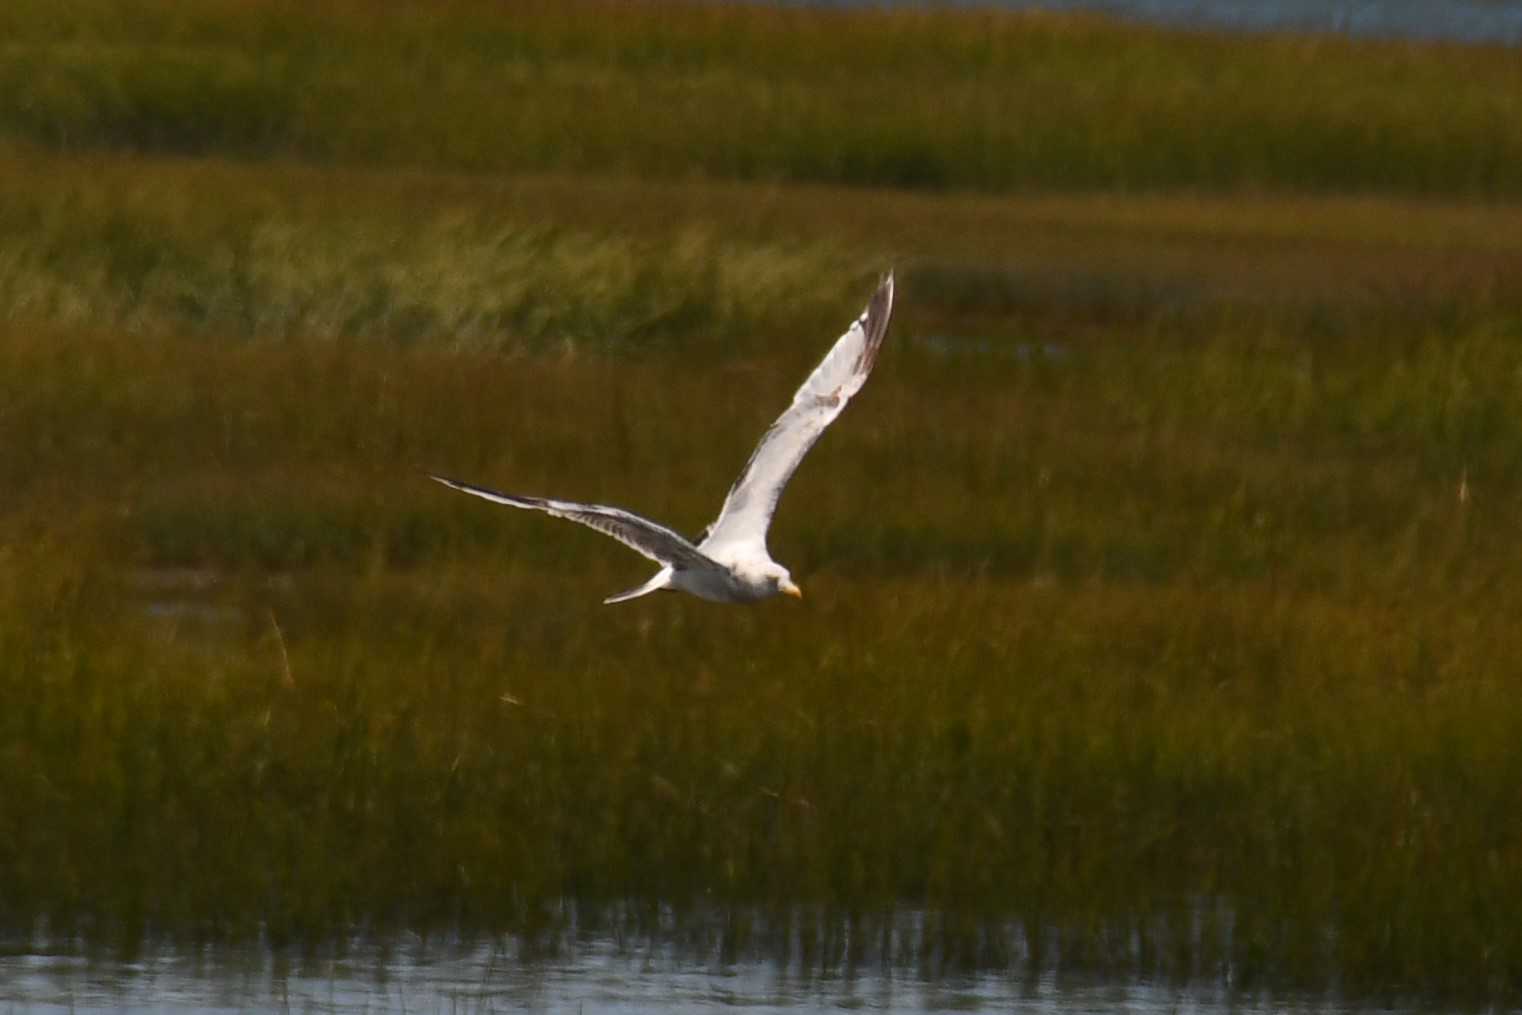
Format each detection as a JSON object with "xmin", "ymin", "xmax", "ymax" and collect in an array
[{"xmin": 603, "ymin": 568, "xmax": 673, "ymax": 605}]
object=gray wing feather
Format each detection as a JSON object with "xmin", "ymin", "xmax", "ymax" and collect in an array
[
  {"xmin": 700, "ymin": 272, "xmax": 894, "ymax": 554},
  {"xmin": 426, "ymin": 473, "xmax": 711, "ymax": 569}
]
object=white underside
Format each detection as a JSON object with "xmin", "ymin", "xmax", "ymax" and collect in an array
[{"xmin": 604, "ymin": 555, "xmax": 781, "ymax": 605}]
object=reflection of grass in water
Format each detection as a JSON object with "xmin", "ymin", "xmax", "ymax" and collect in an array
[{"xmin": 2, "ymin": 306, "xmax": 1521, "ymax": 1000}]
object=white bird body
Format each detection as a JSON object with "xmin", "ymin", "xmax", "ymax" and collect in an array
[{"xmin": 428, "ymin": 273, "xmax": 895, "ymax": 604}]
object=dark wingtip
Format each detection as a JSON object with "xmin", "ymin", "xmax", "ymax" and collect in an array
[
  {"xmin": 870, "ymin": 272, "xmax": 894, "ymax": 334},
  {"xmin": 855, "ymin": 271, "xmax": 895, "ymax": 372}
]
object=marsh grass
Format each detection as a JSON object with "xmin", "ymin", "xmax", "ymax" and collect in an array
[
  {"xmin": 4, "ymin": 152, "xmax": 1522, "ymax": 354},
  {"xmin": 4, "ymin": 0, "xmax": 1522, "ymax": 1003},
  {"xmin": 3, "ymin": 302, "xmax": 1522, "ymax": 998},
  {"xmin": 3, "ymin": 0, "xmax": 1522, "ymax": 196},
  {"xmin": 0, "ymin": 156, "xmax": 854, "ymax": 354}
]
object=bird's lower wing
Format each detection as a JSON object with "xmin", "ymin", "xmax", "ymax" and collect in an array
[
  {"xmin": 426, "ymin": 473, "xmax": 711, "ymax": 569},
  {"xmin": 700, "ymin": 272, "xmax": 895, "ymax": 555}
]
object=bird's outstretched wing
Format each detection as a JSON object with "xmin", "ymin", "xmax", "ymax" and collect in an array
[
  {"xmin": 426, "ymin": 473, "xmax": 712, "ymax": 569},
  {"xmin": 699, "ymin": 273, "xmax": 894, "ymax": 556}
]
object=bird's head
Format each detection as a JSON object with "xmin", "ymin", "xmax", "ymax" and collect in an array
[{"xmin": 770, "ymin": 566, "xmax": 802, "ymax": 600}]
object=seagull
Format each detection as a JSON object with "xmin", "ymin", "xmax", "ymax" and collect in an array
[{"xmin": 428, "ymin": 273, "xmax": 895, "ymax": 604}]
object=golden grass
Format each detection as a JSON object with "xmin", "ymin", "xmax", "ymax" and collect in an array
[
  {"xmin": 4, "ymin": 149, "xmax": 1522, "ymax": 354},
  {"xmin": 1, "ymin": 0, "xmax": 1522, "ymax": 1001},
  {"xmin": 2, "ymin": 293, "xmax": 1521, "ymax": 997},
  {"xmin": 3, "ymin": 0, "xmax": 1522, "ymax": 194}
]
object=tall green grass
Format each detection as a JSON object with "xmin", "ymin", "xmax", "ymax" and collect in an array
[
  {"xmin": 0, "ymin": 155, "xmax": 855, "ymax": 354},
  {"xmin": 3, "ymin": 0, "xmax": 1521, "ymax": 195},
  {"xmin": 4, "ymin": 151, "xmax": 1521, "ymax": 352},
  {"xmin": 3, "ymin": 0, "xmax": 1522, "ymax": 1003},
  {"xmin": 2, "ymin": 304, "xmax": 1522, "ymax": 999}
]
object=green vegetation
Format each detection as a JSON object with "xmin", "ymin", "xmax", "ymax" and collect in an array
[
  {"xmin": 3, "ymin": 0, "xmax": 1522, "ymax": 195},
  {"xmin": 1, "ymin": 0, "xmax": 1521, "ymax": 1006}
]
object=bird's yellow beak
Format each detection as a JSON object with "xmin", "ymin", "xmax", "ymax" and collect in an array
[{"xmin": 782, "ymin": 582, "xmax": 803, "ymax": 600}]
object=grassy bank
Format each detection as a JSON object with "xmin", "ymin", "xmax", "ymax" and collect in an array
[{"xmin": 3, "ymin": 0, "xmax": 1522, "ymax": 195}]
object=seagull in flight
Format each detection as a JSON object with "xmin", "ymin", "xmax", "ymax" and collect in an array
[{"xmin": 428, "ymin": 273, "xmax": 895, "ymax": 604}]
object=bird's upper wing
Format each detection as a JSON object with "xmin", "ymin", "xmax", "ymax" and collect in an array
[
  {"xmin": 699, "ymin": 273, "xmax": 894, "ymax": 557},
  {"xmin": 426, "ymin": 473, "xmax": 712, "ymax": 569}
]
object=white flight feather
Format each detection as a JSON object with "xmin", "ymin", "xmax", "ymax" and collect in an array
[{"xmin": 698, "ymin": 273, "xmax": 894, "ymax": 562}]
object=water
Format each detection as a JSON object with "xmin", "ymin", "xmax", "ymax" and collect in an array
[
  {"xmin": 777, "ymin": 0, "xmax": 1522, "ymax": 45},
  {"xmin": 0, "ymin": 941, "xmax": 1393, "ymax": 1014}
]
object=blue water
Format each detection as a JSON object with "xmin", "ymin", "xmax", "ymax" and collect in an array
[{"xmin": 780, "ymin": 0, "xmax": 1522, "ymax": 44}]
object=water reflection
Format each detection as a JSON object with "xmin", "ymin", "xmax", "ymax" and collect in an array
[{"xmin": 0, "ymin": 940, "xmax": 1393, "ymax": 1014}]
